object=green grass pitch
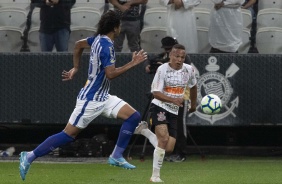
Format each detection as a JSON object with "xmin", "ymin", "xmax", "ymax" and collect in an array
[{"xmin": 1, "ymin": 156, "xmax": 282, "ymax": 184}]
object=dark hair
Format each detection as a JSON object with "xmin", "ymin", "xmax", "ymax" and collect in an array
[
  {"xmin": 96, "ymin": 10, "xmax": 121, "ymax": 36},
  {"xmin": 161, "ymin": 36, "xmax": 178, "ymax": 49},
  {"xmin": 172, "ymin": 44, "xmax": 185, "ymax": 51}
]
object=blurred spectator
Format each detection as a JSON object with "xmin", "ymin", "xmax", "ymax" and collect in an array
[
  {"xmin": 103, "ymin": 0, "xmax": 110, "ymax": 14},
  {"xmin": 160, "ymin": 0, "xmax": 199, "ymax": 53},
  {"xmin": 109, "ymin": 0, "xmax": 148, "ymax": 52},
  {"xmin": 242, "ymin": 0, "xmax": 257, "ymax": 19},
  {"xmin": 242, "ymin": 0, "xmax": 258, "ymax": 53},
  {"xmin": 209, "ymin": 0, "xmax": 244, "ymax": 53},
  {"xmin": 32, "ymin": 0, "xmax": 76, "ymax": 52},
  {"xmin": 144, "ymin": 36, "xmax": 191, "ymax": 74}
]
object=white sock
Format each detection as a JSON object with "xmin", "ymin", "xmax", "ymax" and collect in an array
[
  {"xmin": 141, "ymin": 129, "xmax": 157, "ymax": 148},
  {"xmin": 152, "ymin": 146, "xmax": 165, "ymax": 177}
]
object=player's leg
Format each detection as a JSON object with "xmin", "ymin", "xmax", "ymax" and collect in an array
[
  {"xmin": 150, "ymin": 124, "xmax": 168, "ymax": 183},
  {"xmin": 19, "ymin": 100, "xmax": 102, "ymax": 180},
  {"xmin": 149, "ymin": 105, "xmax": 168, "ymax": 182},
  {"xmin": 150, "ymin": 105, "xmax": 178, "ymax": 182},
  {"xmin": 19, "ymin": 124, "xmax": 79, "ymax": 181},
  {"xmin": 134, "ymin": 121, "xmax": 158, "ymax": 148},
  {"xmin": 104, "ymin": 96, "xmax": 140, "ymax": 169},
  {"xmin": 172, "ymin": 102, "xmax": 187, "ymax": 162}
]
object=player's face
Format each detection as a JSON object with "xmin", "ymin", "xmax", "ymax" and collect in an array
[
  {"xmin": 169, "ymin": 48, "xmax": 186, "ymax": 70},
  {"xmin": 114, "ymin": 24, "xmax": 121, "ymax": 38}
]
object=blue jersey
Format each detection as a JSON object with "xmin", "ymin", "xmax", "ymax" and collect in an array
[{"xmin": 77, "ymin": 35, "xmax": 116, "ymax": 102}]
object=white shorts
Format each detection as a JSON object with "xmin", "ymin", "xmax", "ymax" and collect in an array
[{"xmin": 69, "ymin": 95, "xmax": 127, "ymax": 129}]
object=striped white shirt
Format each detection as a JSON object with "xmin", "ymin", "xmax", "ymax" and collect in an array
[
  {"xmin": 151, "ymin": 63, "xmax": 197, "ymax": 115},
  {"xmin": 77, "ymin": 35, "xmax": 115, "ymax": 102}
]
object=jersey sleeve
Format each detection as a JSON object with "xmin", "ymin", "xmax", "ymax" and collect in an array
[
  {"xmin": 187, "ymin": 66, "xmax": 197, "ymax": 88},
  {"xmin": 151, "ymin": 65, "xmax": 165, "ymax": 93},
  {"xmin": 86, "ymin": 37, "xmax": 95, "ymax": 46}
]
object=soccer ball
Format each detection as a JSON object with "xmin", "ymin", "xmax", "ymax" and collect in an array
[{"xmin": 200, "ymin": 94, "xmax": 222, "ymax": 115}]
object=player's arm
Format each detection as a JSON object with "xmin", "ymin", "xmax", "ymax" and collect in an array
[
  {"xmin": 189, "ymin": 85, "xmax": 197, "ymax": 112},
  {"xmin": 72, "ymin": 38, "xmax": 90, "ymax": 69},
  {"xmin": 62, "ymin": 38, "xmax": 90, "ymax": 81},
  {"xmin": 151, "ymin": 67, "xmax": 183, "ymax": 107},
  {"xmin": 242, "ymin": 0, "xmax": 256, "ymax": 9},
  {"xmin": 109, "ymin": 0, "xmax": 130, "ymax": 12},
  {"xmin": 105, "ymin": 50, "xmax": 147, "ymax": 80},
  {"xmin": 187, "ymin": 65, "xmax": 198, "ymax": 112},
  {"xmin": 153, "ymin": 91, "xmax": 184, "ymax": 107},
  {"xmin": 126, "ymin": 0, "xmax": 148, "ymax": 6}
]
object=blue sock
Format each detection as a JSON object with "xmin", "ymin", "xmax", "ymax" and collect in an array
[
  {"xmin": 111, "ymin": 111, "xmax": 140, "ymax": 159},
  {"xmin": 29, "ymin": 131, "xmax": 74, "ymax": 163}
]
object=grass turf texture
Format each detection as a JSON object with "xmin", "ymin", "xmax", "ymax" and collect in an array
[{"xmin": 1, "ymin": 155, "xmax": 282, "ymax": 184}]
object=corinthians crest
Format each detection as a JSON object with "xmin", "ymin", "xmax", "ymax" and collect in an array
[{"xmin": 190, "ymin": 56, "xmax": 239, "ymax": 124}]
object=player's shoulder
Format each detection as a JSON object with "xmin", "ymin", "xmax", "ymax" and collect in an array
[
  {"xmin": 158, "ymin": 62, "xmax": 169, "ymax": 70},
  {"xmin": 88, "ymin": 35, "xmax": 113, "ymax": 48},
  {"xmin": 183, "ymin": 63, "xmax": 195, "ymax": 73},
  {"xmin": 100, "ymin": 36, "xmax": 112, "ymax": 44},
  {"xmin": 183, "ymin": 63, "xmax": 193, "ymax": 69}
]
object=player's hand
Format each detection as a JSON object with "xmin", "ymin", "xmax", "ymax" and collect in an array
[
  {"xmin": 174, "ymin": 0, "xmax": 183, "ymax": 9},
  {"xmin": 172, "ymin": 98, "xmax": 184, "ymax": 107},
  {"xmin": 46, "ymin": 0, "xmax": 58, "ymax": 6},
  {"xmin": 189, "ymin": 105, "xmax": 196, "ymax": 113},
  {"xmin": 62, "ymin": 67, "xmax": 78, "ymax": 81},
  {"xmin": 120, "ymin": 4, "xmax": 131, "ymax": 12},
  {"xmin": 214, "ymin": 1, "xmax": 224, "ymax": 10},
  {"xmin": 132, "ymin": 49, "xmax": 148, "ymax": 65}
]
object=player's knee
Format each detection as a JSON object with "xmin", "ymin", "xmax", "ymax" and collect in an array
[
  {"xmin": 128, "ymin": 111, "xmax": 141, "ymax": 127},
  {"xmin": 158, "ymin": 136, "xmax": 169, "ymax": 148}
]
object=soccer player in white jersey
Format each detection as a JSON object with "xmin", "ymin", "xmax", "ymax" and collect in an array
[
  {"xmin": 19, "ymin": 10, "xmax": 147, "ymax": 181},
  {"xmin": 135, "ymin": 44, "xmax": 197, "ymax": 182}
]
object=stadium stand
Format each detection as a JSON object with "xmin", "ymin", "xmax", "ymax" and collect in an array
[
  {"xmin": 238, "ymin": 28, "xmax": 251, "ymax": 53},
  {"xmin": 0, "ymin": 0, "xmax": 30, "ymax": 10},
  {"xmin": 140, "ymin": 26, "xmax": 166, "ymax": 53},
  {"xmin": 241, "ymin": 8, "xmax": 253, "ymax": 30},
  {"xmin": 0, "ymin": 26, "xmax": 23, "ymax": 52},
  {"xmin": 194, "ymin": 7, "xmax": 210, "ymax": 28},
  {"xmin": 73, "ymin": 0, "xmax": 105, "ymax": 11},
  {"xmin": 258, "ymin": 0, "xmax": 282, "ymax": 11},
  {"xmin": 30, "ymin": 7, "xmax": 40, "ymax": 29},
  {"xmin": 71, "ymin": 7, "xmax": 101, "ymax": 28},
  {"xmin": 146, "ymin": 0, "xmax": 166, "ymax": 9},
  {"xmin": 195, "ymin": 0, "xmax": 213, "ymax": 10},
  {"xmin": 197, "ymin": 26, "xmax": 210, "ymax": 53},
  {"xmin": 0, "ymin": 8, "xmax": 27, "ymax": 29},
  {"xmin": 257, "ymin": 8, "xmax": 282, "ymax": 29},
  {"xmin": 256, "ymin": 27, "xmax": 282, "ymax": 54},
  {"xmin": 68, "ymin": 26, "xmax": 97, "ymax": 52},
  {"xmin": 27, "ymin": 26, "xmax": 40, "ymax": 52},
  {"xmin": 143, "ymin": 7, "xmax": 167, "ymax": 28}
]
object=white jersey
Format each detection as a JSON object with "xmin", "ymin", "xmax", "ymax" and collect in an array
[{"xmin": 151, "ymin": 63, "xmax": 197, "ymax": 115}]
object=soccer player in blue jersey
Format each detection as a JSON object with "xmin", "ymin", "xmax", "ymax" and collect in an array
[{"xmin": 19, "ymin": 10, "xmax": 147, "ymax": 181}]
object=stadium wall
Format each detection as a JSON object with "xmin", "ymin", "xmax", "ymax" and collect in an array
[{"xmin": 0, "ymin": 53, "xmax": 281, "ymax": 126}]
